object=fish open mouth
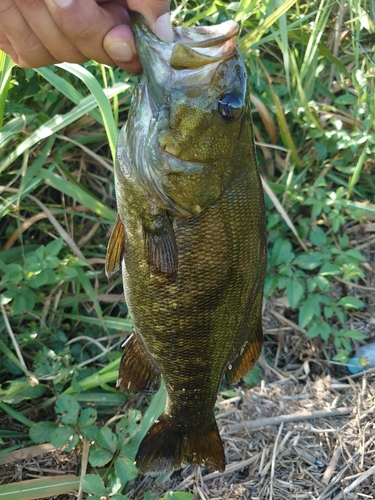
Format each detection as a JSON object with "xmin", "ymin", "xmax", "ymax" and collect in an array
[
  {"xmin": 170, "ymin": 21, "xmax": 239, "ymax": 70},
  {"xmin": 131, "ymin": 13, "xmax": 240, "ymax": 97}
]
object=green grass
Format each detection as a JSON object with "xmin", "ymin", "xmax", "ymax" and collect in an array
[{"xmin": 0, "ymin": 0, "xmax": 374, "ymax": 498}]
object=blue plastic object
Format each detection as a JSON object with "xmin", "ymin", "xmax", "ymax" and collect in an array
[{"xmin": 347, "ymin": 343, "xmax": 375, "ymax": 374}]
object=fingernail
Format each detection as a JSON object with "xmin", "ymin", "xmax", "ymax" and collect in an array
[
  {"xmin": 106, "ymin": 41, "xmax": 134, "ymax": 62},
  {"xmin": 155, "ymin": 13, "xmax": 174, "ymax": 43},
  {"xmin": 52, "ymin": 0, "xmax": 73, "ymax": 7}
]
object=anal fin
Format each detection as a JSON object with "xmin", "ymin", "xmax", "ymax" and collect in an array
[
  {"xmin": 117, "ymin": 333, "xmax": 161, "ymax": 394},
  {"xmin": 135, "ymin": 413, "xmax": 225, "ymax": 475},
  {"xmin": 143, "ymin": 212, "xmax": 177, "ymax": 280},
  {"xmin": 226, "ymin": 315, "xmax": 263, "ymax": 385},
  {"xmin": 106, "ymin": 215, "xmax": 125, "ymax": 278}
]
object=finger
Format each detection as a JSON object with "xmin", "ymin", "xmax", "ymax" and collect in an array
[
  {"xmin": 14, "ymin": 0, "xmax": 87, "ymax": 64},
  {"xmin": 103, "ymin": 24, "xmax": 141, "ymax": 71},
  {"xmin": 0, "ymin": 30, "xmax": 19, "ymax": 64},
  {"xmin": 44, "ymin": 0, "xmax": 137, "ymax": 66},
  {"xmin": 127, "ymin": 0, "xmax": 173, "ymax": 42},
  {"xmin": 0, "ymin": 0, "xmax": 57, "ymax": 67}
]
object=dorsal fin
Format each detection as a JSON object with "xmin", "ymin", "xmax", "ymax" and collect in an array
[{"xmin": 105, "ymin": 215, "xmax": 125, "ymax": 278}]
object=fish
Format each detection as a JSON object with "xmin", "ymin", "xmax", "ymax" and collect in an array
[{"xmin": 106, "ymin": 12, "xmax": 267, "ymax": 475}]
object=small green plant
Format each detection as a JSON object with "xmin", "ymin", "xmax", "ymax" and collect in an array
[
  {"xmin": 0, "ymin": 238, "xmax": 83, "ymax": 317},
  {"xmin": 265, "ymin": 177, "xmax": 368, "ymax": 357},
  {"xmin": 30, "ymin": 394, "xmax": 139, "ymax": 499}
]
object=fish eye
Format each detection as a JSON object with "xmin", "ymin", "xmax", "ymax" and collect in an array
[{"xmin": 218, "ymin": 92, "xmax": 243, "ymax": 122}]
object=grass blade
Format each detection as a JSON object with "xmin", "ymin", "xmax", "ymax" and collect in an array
[
  {"xmin": 36, "ymin": 67, "xmax": 103, "ymax": 125},
  {"xmin": 58, "ymin": 313, "xmax": 132, "ymax": 332},
  {"xmin": 74, "ymin": 267, "xmax": 105, "ymax": 328},
  {"xmin": 0, "ymin": 82, "xmax": 128, "ymax": 173},
  {"xmin": 347, "ymin": 142, "xmax": 369, "ymax": 199},
  {"xmin": 57, "ymin": 63, "xmax": 120, "ymax": 161},
  {"xmin": 0, "ymin": 52, "xmax": 14, "ymax": 129},
  {"xmin": 0, "ymin": 402, "xmax": 34, "ymax": 428},
  {"xmin": 0, "ymin": 475, "xmax": 80, "ymax": 499},
  {"xmin": 37, "ymin": 168, "xmax": 115, "ymax": 221},
  {"xmin": 240, "ymin": 0, "xmax": 297, "ymax": 50}
]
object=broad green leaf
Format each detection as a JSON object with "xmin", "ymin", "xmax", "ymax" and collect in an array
[
  {"xmin": 343, "ymin": 330, "xmax": 366, "ymax": 340},
  {"xmin": 337, "ymin": 296, "xmax": 364, "ymax": 309},
  {"xmin": 81, "ymin": 474, "xmax": 107, "ymax": 497},
  {"xmin": 116, "ymin": 411, "xmax": 142, "ymax": 448},
  {"xmin": 319, "ymin": 263, "xmax": 341, "ymax": 276},
  {"xmin": 89, "ymin": 445, "xmax": 113, "ymax": 467},
  {"xmin": 162, "ymin": 493, "xmax": 195, "ymax": 500},
  {"xmin": 0, "ymin": 379, "xmax": 45, "ymax": 404},
  {"xmin": 81, "ymin": 425, "xmax": 98, "ymax": 442},
  {"xmin": 97, "ymin": 426, "xmax": 118, "ymax": 454},
  {"xmin": 50, "ymin": 426, "xmax": 77, "ymax": 448},
  {"xmin": 332, "ymin": 351, "xmax": 349, "ymax": 362},
  {"xmin": 309, "ymin": 226, "xmax": 327, "ymax": 247},
  {"xmin": 29, "ymin": 422, "xmax": 58, "ymax": 443},
  {"xmin": 12, "ymin": 294, "xmax": 27, "ymax": 315},
  {"xmin": 242, "ymin": 365, "xmax": 261, "ymax": 387},
  {"xmin": 264, "ymin": 274, "xmax": 278, "ymax": 298},
  {"xmin": 344, "ymin": 249, "xmax": 366, "ymax": 262},
  {"xmin": 45, "ymin": 238, "xmax": 64, "ymax": 257},
  {"xmin": 144, "ymin": 493, "xmax": 159, "ymax": 500},
  {"xmin": 286, "ymin": 278, "xmax": 305, "ymax": 308},
  {"xmin": 270, "ymin": 238, "xmax": 294, "ymax": 266},
  {"xmin": 299, "ymin": 301, "xmax": 315, "ymax": 329},
  {"xmin": 293, "ymin": 253, "xmax": 321, "ymax": 270},
  {"xmin": 55, "ymin": 395, "xmax": 80, "ymax": 425},
  {"xmin": 114, "ymin": 456, "xmax": 138, "ymax": 483},
  {"xmin": 78, "ymin": 408, "xmax": 97, "ymax": 428}
]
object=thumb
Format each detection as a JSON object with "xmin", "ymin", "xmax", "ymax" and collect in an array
[{"xmin": 127, "ymin": 0, "xmax": 173, "ymax": 42}]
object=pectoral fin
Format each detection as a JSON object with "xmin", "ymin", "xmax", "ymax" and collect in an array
[
  {"xmin": 143, "ymin": 213, "xmax": 177, "ymax": 280},
  {"xmin": 117, "ymin": 333, "xmax": 161, "ymax": 394},
  {"xmin": 105, "ymin": 215, "xmax": 125, "ymax": 278}
]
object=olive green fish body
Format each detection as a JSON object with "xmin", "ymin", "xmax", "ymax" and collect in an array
[{"xmin": 106, "ymin": 14, "xmax": 267, "ymax": 475}]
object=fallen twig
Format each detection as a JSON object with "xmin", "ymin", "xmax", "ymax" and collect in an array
[
  {"xmin": 0, "ymin": 443, "xmax": 56, "ymax": 465},
  {"xmin": 332, "ymin": 463, "xmax": 375, "ymax": 500},
  {"xmin": 322, "ymin": 445, "xmax": 341, "ymax": 485},
  {"xmin": 227, "ymin": 407, "xmax": 353, "ymax": 433},
  {"xmin": 269, "ymin": 423, "xmax": 284, "ymax": 500}
]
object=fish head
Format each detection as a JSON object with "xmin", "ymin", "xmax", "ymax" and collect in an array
[{"xmin": 128, "ymin": 13, "xmax": 250, "ymax": 215}]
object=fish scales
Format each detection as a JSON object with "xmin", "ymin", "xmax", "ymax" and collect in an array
[{"xmin": 106, "ymin": 13, "xmax": 267, "ymax": 475}]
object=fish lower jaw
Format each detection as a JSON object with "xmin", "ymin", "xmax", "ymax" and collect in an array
[{"xmin": 159, "ymin": 148, "xmax": 207, "ymax": 174}]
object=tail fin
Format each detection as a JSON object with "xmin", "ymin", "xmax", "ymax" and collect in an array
[{"xmin": 135, "ymin": 413, "xmax": 225, "ymax": 475}]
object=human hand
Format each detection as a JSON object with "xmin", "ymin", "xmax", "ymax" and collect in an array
[{"xmin": 0, "ymin": 0, "xmax": 173, "ymax": 71}]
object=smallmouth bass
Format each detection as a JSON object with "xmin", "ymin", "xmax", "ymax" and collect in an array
[{"xmin": 106, "ymin": 13, "xmax": 267, "ymax": 475}]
